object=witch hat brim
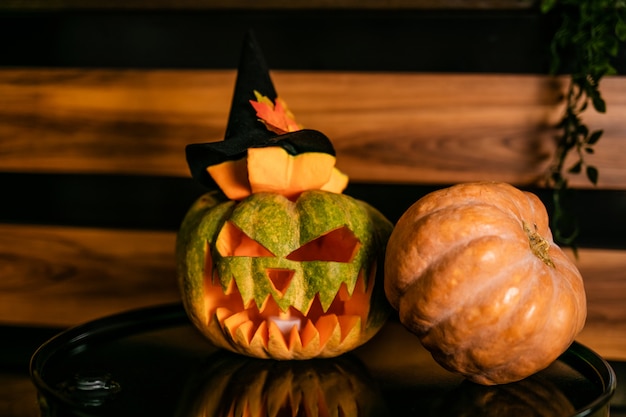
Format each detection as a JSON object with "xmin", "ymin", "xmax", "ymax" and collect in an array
[{"xmin": 186, "ymin": 31, "xmax": 335, "ymax": 189}]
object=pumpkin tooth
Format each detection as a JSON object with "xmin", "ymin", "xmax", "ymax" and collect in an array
[
  {"xmin": 222, "ymin": 275, "xmax": 239, "ymax": 295},
  {"xmin": 233, "ymin": 320, "xmax": 255, "ymax": 348},
  {"xmin": 296, "ymin": 297, "xmax": 315, "ymax": 317},
  {"xmin": 343, "ymin": 270, "xmax": 374, "ymax": 328},
  {"xmin": 205, "ymin": 275, "xmax": 249, "ymax": 324},
  {"xmin": 314, "ymin": 314, "xmax": 341, "ymax": 350},
  {"xmin": 223, "ymin": 310, "xmax": 251, "ymax": 336},
  {"xmin": 204, "ymin": 267, "xmax": 230, "ymax": 308},
  {"xmin": 338, "ymin": 315, "xmax": 362, "ymax": 343},
  {"xmin": 215, "ymin": 307, "xmax": 234, "ymax": 324},
  {"xmin": 318, "ymin": 283, "xmax": 344, "ymax": 313},
  {"xmin": 286, "ymin": 324, "xmax": 303, "ymax": 354},
  {"xmin": 250, "ymin": 321, "xmax": 269, "ymax": 356},
  {"xmin": 260, "ymin": 290, "xmax": 292, "ymax": 317},
  {"xmin": 267, "ymin": 320, "xmax": 292, "ymax": 359},
  {"xmin": 300, "ymin": 319, "xmax": 318, "ymax": 348},
  {"xmin": 251, "ymin": 294, "xmax": 269, "ymax": 312},
  {"xmin": 317, "ymin": 269, "xmax": 372, "ymax": 315},
  {"xmin": 304, "ymin": 293, "xmax": 326, "ymax": 321}
]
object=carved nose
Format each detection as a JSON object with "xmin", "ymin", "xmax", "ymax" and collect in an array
[{"xmin": 266, "ymin": 268, "xmax": 294, "ymax": 297}]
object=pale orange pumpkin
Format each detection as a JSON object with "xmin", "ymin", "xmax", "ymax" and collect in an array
[{"xmin": 384, "ymin": 182, "xmax": 587, "ymax": 385}]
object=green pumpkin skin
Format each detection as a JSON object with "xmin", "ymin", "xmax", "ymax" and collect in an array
[{"xmin": 177, "ymin": 190, "xmax": 392, "ymax": 359}]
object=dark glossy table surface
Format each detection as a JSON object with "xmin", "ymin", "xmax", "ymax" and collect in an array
[{"xmin": 2, "ymin": 315, "xmax": 625, "ymax": 417}]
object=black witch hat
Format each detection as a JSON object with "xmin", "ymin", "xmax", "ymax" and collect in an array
[{"xmin": 185, "ymin": 31, "xmax": 336, "ymax": 189}]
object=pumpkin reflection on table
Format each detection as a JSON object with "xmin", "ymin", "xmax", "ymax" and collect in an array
[
  {"xmin": 174, "ymin": 349, "xmax": 576, "ymax": 417},
  {"xmin": 174, "ymin": 352, "xmax": 389, "ymax": 417},
  {"xmin": 430, "ymin": 376, "xmax": 575, "ymax": 417}
]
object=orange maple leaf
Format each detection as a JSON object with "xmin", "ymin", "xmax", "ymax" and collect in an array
[{"xmin": 250, "ymin": 90, "xmax": 302, "ymax": 135}]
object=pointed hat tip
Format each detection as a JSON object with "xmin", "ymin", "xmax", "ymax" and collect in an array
[{"xmin": 224, "ymin": 30, "xmax": 277, "ymax": 142}]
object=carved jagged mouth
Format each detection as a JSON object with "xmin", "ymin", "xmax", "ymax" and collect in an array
[{"xmin": 203, "ymin": 266, "xmax": 375, "ymax": 359}]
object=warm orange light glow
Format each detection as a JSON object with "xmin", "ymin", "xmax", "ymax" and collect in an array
[{"xmin": 203, "ymin": 259, "xmax": 375, "ymax": 358}]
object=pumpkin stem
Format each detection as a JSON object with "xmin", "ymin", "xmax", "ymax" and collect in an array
[{"xmin": 523, "ymin": 222, "xmax": 555, "ymax": 268}]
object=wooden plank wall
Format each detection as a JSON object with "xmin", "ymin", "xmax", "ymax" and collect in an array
[
  {"xmin": 2, "ymin": 69, "xmax": 626, "ymax": 188},
  {"xmin": 1, "ymin": 68, "xmax": 625, "ymax": 361},
  {"xmin": 0, "ymin": 0, "xmax": 626, "ymax": 359}
]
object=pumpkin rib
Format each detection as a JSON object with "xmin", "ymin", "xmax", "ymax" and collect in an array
[
  {"xmin": 411, "ymin": 183, "xmax": 550, "ymax": 240},
  {"xmin": 476, "ymin": 245, "xmax": 557, "ymax": 328},
  {"xmin": 551, "ymin": 251, "xmax": 587, "ymax": 302},
  {"xmin": 387, "ymin": 193, "xmax": 558, "ymax": 309},
  {"xmin": 406, "ymin": 184, "xmax": 525, "ymax": 220},
  {"xmin": 520, "ymin": 190, "xmax": 552, "ymax": 234},
  {"xmin": 421, "ymin": 258, "xmax": 562, "ymax": 384},
  {"xmin": 456, "ymin": 251, "xmax": 540, "ymax": 335},
  {"xmin": 474, "ymin": 262, "xmax": 555, "ymax": 356},
  {"xmin": 538, "ymin": 245, "xmax": 586, "ymax": 338},
  {"xmin": 547, "ymin": 253, "xmax": 586, "ymax": 333},
  {"xmin": 423, "ymin": 248, "xmax": 581, "ymax": 385},
  {"xmin": 388, "ymin": 203, "xmax": 527, "ymax": 310},
  {"xmin": 398, "ymin": 235, "xmax": 533, "ymax": 335}
]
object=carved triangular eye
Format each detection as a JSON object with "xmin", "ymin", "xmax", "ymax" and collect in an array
[
  {"xmin": 216, "ymin": 221, "xmax": 275, "ymax": 257},
  {"xmin": 286, "ymin": 226, "xmax": 361, "ymax": 263}
]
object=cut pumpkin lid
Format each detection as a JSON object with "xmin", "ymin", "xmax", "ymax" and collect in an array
[{"xmin": 186, "ymin": 31, "xmax": 348, "ymax": 200}]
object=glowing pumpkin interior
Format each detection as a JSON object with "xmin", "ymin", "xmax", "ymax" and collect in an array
[{"xmin": 204, "ymin": 222, "xmax": 376, "ymax": 359}]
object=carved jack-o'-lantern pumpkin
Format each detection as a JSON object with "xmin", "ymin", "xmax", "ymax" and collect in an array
[
  {"xmin": 177, "ymin": 32, "xmax": 392, "ymax": 359},
  {"xmin": 177, "ymin": 189, "xmax": 392, "ymax": 359}
]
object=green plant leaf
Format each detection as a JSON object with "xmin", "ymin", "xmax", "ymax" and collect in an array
[
  {"xmin": 587, "ymin": 129, "xmax": 603, "ymax": 144},
  {"xmin": 542, "ymin": 0, "xmax": 620, "ymax": 245},
  {"xmin": 608, "ymin": 37, "xmax": 620, "ymax": 57},
  {"xmin": 592, "ymin": 94, "xmax": 607, "ymax": 113},
  {"xmin": 541, "ymin": 0, "xmax": 557, "ymax": 13},
  {"xmin": 568, "ymin": 160, "xmax": 583, "ymax": 174},
  {"xmin": 586, "ymin": 165, "xmax": 599, "ymax": 184},
  {"xmin": 616, "ymin": 16, "xmax": 626, "ymax": 41}
]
